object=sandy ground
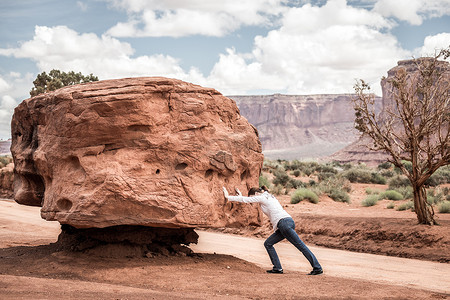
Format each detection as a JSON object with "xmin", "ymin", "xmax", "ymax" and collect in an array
[{"xmin": 1, "ymin": 198, "xmax": 449, "ymax": 299}]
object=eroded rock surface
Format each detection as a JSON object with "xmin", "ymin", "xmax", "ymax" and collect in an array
[{"xmin": 11, "ymin": 77, "xmax": 263, "ymax": 229}]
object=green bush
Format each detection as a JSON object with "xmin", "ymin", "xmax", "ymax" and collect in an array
[
  {"xmin": 259, "ymin": 175, "xmax": 271, "ymax": 189},
  {"xmin": 378, "ymin": 162, "xmax": 392, "ymax": 170},
  {"xmin": 380, "ymin": 169, "xmax": 395, "ymax": 178},
  {"xmin": 289, "ymin": 178, "xmax": 304, "ymax": 189},
  {"xmin": 396, "ymin": 201, "xmax": 414, "ymax": 211},
  {"xmin": 272, "ymin": 184, "xmax": 283, "ymax": 196},
  {"xmin": 317, "ymin": 172, "xmax": 336, "ymax": 181},
  {"xmin": 291, "ymin": 188, "xmax": 319, "ymax": 204},
  {"xmin": 273, "ymin": 169, "xmax": 290, "ymax": 187},
  {"xmin": 394, "ymin": 186, "xmax": 413, "ymax": 199},
  {"xmin": 366, "ymin": 187, "xmax": 383, "ymax": 195},
  {"xmin": 379, "ymin": 190, "xmax": 403, "ymax": 201},
  {"xmin": 371, "ymin": 173, "xmax": 387, "ymax": 184},
  {"xmin": 427, "ymin": 189, "xmax": 444, "ymax": 205},
  {"xmin": 394, "ymin": 160, "xmax": 413, "ymax": 174},
  {"xmin": 0, "ymin": 156, "xmax": 13, "ymax": 168},
  {"xmin": 438, "ymin": 201, "xmax": 450, "ymax": 213},
  {"xmin": 341, "ymin": 168, "xmax": 386, "ymax": 184},
  {"xmin": 362, "ymin": 195, "xmax": 379, "ymax": 207},
  {"xmin": 386, "ymin": 202, "xmax": 395, "ymax": 209},
  {"xmin": 316, "ymin": 164, "xmax": 338, "ymax": 174},
  {"xmin": 313, "ymin": 177, "xmax": 351, "ymax": 203},
  {"xmin": 342, "ymin": 168, "xmax": 372, "ymax": 183},
  {"xmin": 329, "ymin": 188, "xmax": 350, "ymax": 203},
  {"xmin": 425, "ymin": 166, "xmax": 450, "ymax": 186},
  {"xmin": 388, "ymin": 175, "xmax": 411, "ymax": 189},
  {"xmin": 293, "ymin": 170, "xmax": 301, "ymax": 177}
]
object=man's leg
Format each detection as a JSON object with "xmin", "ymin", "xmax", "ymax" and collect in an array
[
  {"xmin": 278, "ymin": 218, "xmax": 322, "ymax": 271},
  {"xmin": 264, "ymin": 230, "xmax": 285, "ymax": 272}
]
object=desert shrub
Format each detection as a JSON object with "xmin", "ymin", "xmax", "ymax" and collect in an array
[
  {"xmin": 259, "ymin": 175, "xmax": 271, "ymax": 189},
  {"xmin": 425, "ymin": 166, "xmax": 450, "ymax": 186},
  {"xmin": 317, "ymin": 172, "xmax": 336, "ymax": 181},
  {"xmin": 396, "ymin": 201, "xmax": 414, "ymax": 211},
  {"xmin": 365, "ymin": 187, "xmax": 383, "ymax": 195},
  {"xmin": 314, "ymin": 177, "xmax": 351, "ymax": 203},
  {"xmin": 380, "ymin": 169, "xmax": 395, "ymax": 178},
  {"xmin": 371, "ymin": 173, "xmax": 387, "ymax": 184},
  {"xmin": 362, "ymin": 195, "xmax": 379, "ymax": 207},
  {"xmin": 438, "ymin": 201, "xmax": 450, "ymax": 213},
  {"xmin": 303, "ymin": 168, "xmax": 313, "ymax": 176},
  {"xmin": 263, "ymin": 159, "xmax": 278, "ymax": 171},
  {"xmin": 388, "ymin": 175, "xmax": 411, "ymax": 189},
  {"xmin": 293, "ymin": 169, "xmax": 301, "ymax": 177},
  {"xmin": 395, "ymin": 186, "xmax": 413, "ymax": 199},
  {"xmin": 387, "ymin": 202, "xmax": 395, "ymax": 209},
  {"xmin": 307, "ymin": 179, "xmax": 316, "ymax": 186},
  {"xmin": 341, "ymin": 167, "xmax": 385, "ymax": 184},
  {"xmin": 291, "ymin": 188, "xmax": 319, "ymax": 204},
  {"xmin": 341, "ymin": 168, "xmax": 372, "ymax": 183},
  {"xmin": 328, "ymin": 188, "xmax": 350, "ymax": 203},
  {"xmin": 378, "ymin": 162, "xmax": 392, "ymax": 170},
  {"xmin": 427, "ymin": 189, "xmax": 443, "ymax": 204},
  {"xmin": 316, "ymin": 164, "xmax": 338, "ymax": 174},
  {"xmin": 341, "ymin": 163, "xmax": 352, "ymax": 170},
  {"xmin": 0, "ymin": 156, "xmax": 12, "ymax": 168},
  {"xmin": 379, "ymin": 190, "xmax": 403, "ymax": 201},
  {"xmin": 394, "ymin": 160, "xmax": 413, "ymax": 174},
  {"xmin": 289, "ymin": 178, "xmax": 304, "ymax": 189},
  {"xmin": 272, "ymin": 169, "xmax": 290, "ymax": 187},
  {"xmin": 272, "ymin": 184, "xmax": 283, "ymax": 196}
]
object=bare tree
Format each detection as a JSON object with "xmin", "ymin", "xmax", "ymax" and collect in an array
[{"xmin": 353, "ymin": 48, "xmax": 450, "ymax": 225}]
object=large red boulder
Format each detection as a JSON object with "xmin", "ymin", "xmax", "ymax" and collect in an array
[{"xmin": 11, "ymin": 77, "xmax": 264, "ymax": 229}]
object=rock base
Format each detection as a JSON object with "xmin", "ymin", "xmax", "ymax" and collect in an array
[{"xmin": 55, "ymin": 225, "xmax": 199, "ymax": 258}]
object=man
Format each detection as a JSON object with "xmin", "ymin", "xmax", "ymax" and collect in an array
[{"xmin": 223, "ymin": 186, "xmax": 323, "ymax": 275}]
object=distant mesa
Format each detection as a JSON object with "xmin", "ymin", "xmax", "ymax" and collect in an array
[
  {"xmin": 330, "ymin": 58, "xmax": 450, "ymax": 166},
  {"xmin": 0, "ymin": 139, "xmax": 11, "ymax": 156},
  {"xmin": 231, "ymin": 93, "xmax": 382, "ymax": 160},
  {"xmin": 11, "ymin": 77, "xmax": 264, "ymax": 232}
]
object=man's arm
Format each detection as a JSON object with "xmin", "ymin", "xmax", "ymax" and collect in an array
[{"xmin": 223, "ymin": 187, "xmax": 264, "ymax": 203}]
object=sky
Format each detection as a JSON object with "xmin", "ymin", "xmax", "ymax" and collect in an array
[{"xmin": 0, "ymin": 0, "xmax": 449, "ymax": 139}]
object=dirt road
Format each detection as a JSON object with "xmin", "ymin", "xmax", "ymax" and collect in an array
[
  {"xmin": 192, "ymin": 230, "xmax": 450, "ymax": 294},
  {"xmin": 1, "ymin": 199, "xmax": 449, "ymax": 299}
]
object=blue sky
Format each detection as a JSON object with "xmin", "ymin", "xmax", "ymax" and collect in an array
[{"xmin": 0, "ymin": 0, "xmax": 449, "ymax": 139}]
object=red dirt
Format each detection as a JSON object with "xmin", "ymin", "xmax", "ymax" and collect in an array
[{"xmin": 1, "ymin": 181, "xmax": 450, "ymax": 299}]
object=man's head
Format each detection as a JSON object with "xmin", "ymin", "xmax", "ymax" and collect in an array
[{"xmin": 248, "ymin": 185, "xmax": 269, "ymax": 196}]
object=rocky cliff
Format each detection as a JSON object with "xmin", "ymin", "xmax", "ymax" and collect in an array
[{"xmin": 231, "ymin": 94, "xmax": 382, "ymax": 160}]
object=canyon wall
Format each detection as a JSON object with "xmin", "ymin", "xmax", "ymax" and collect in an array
[{"xmin": 231, "ymin": 94, "xmax": 382, "ymax": 160}]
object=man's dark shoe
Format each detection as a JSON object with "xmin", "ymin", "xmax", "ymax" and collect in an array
[
  {"xmin": 266, "ymin": 268, "xmax": 283, "ymax": 274},
  {"xmin": 307, "ymin": 269, "xmax": 323, "ymax": 275}
]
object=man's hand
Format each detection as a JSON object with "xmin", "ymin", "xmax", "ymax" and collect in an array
[
  {"xmin": 222, "ymin": 187, "xmax": 229, "ymax": 199},
  {"xmin": 235, "ymin": 188, "xmax": 242, "ymax": 196}
]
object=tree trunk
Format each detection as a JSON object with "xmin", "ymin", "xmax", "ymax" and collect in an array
[{"xmin": 412, "ymin": 184, "xmax": 435, "ymax": 225}]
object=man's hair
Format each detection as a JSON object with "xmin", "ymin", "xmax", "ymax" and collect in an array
[{"xmin": 248, "ymin": 185, "xmax": 269, "ymax": 196}]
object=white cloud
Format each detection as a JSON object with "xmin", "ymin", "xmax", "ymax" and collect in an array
[
  {"xmin": 0, "ymin": 78, "xmax": 10, "ymax": 93},
  {"xmin": 105, "ymin": 0, "xmax": 286, "ymax": 37},
  {"xmin": 205, "ymin": 0, "xmax": 409, "ymax": 95},
  {"xmin": 0, "ymin": 73, "xmax": 32, "ymax": 139},
  {"xmin": 0, "ymin": 25, "xmax": 195, "ymax": 81},
  {"xmin": 373, "ymin": 0, "xmax": 450, "ymax": 25},
  {"xmin": 77, "ymin": 1, "xmax": 88, "ymax": 12},
  {"xmin": 416, "ymin": 33, "xmax": 450, "ymax": 56}
]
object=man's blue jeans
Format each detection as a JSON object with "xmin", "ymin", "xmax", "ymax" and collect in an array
[{"xmin": 264, "ymin": 217, "xmax": 322, "ymax": 271}]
